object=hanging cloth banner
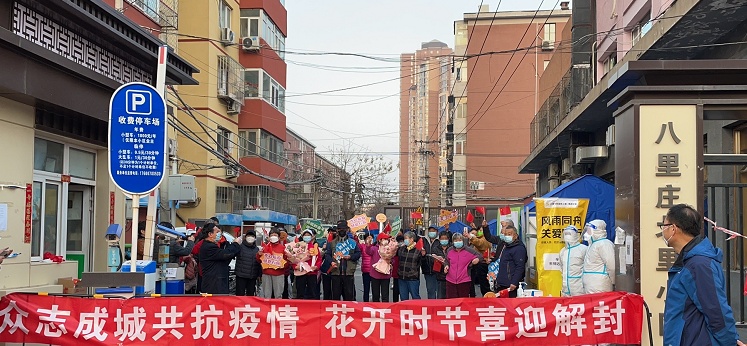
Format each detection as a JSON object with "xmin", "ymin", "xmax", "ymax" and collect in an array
[
  {"xmin": 0, "ymin": 291, "xmax": 643, "ymax": 345},
  {"xmin": 534, "ymin": 198, "xmax": 589, "ymax": 297}
]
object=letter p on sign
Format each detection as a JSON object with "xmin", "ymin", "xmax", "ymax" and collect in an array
[{"xmin": 126, "ymin": 90, "xmax": 152, "ymax": 115}]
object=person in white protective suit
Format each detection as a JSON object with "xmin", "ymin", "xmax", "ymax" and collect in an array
[
  {"xmin": 581, "ymin": 219, "xmax": 616, "ymax": 293},
  {"xmin": 559, "ymin": 225, "xmax": 587, "ymax": 296}
]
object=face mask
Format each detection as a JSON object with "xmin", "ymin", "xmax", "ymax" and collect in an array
[
  {"xmin": 453, "ymin": 241, "xmax": 464, "ymax": 249},
  {"xmin": 564, "ymin": 234, "xmax": 576, "ymax": 243},
  {"xmin": 287, "ymin": 236, "xmax": 296, "ymax": 243},
  {"xmin": 303, "ymin": 235, "xmax": 312, "ymax": 243},
  {"xmin": 246, "ymin": 236, "xmax": 256, "ymax": 243},
  {"xmin": 440, "ymin": 240, "xmax": 449, "ymax": 246},
  {"xmin": 583, "ymin": 233, "xmax": 591, "ymax": 242},
  {"xmin": 501, "ymin": 234, "xmax": 514, "ymax": 243},
  {"xmin": 663, "ymin": 228, "xmax": 675, "ymax": 247},
  {"xmin": 338, "ymin": 231, "xmax": 347, "ymax": 238},
  {"xmin": 269, "ymin": 236, "xmax": 279, "ymax": 243},
  {"xmin": 428, "ymin": 232, "xmax": 437, "ymax": 238},
  {"xmin": 404, "ymin": 239, "xmax": 412, "ymax": 246},
  {"xmin": 215, "ymin": 233, "xmax": 222, "ymax": 242}
]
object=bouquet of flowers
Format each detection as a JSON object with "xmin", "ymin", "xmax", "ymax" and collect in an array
[
  {"xmin": 285, "ymin": 241, "xmax": 311, "ymax": 274},
  {"xmin": 372, "ymin": 239, "xmax": 399, "ymax": 275}
]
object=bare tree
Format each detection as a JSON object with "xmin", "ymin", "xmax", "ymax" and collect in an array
[{"xmin": 328, "ymin": 142, "xmax": 396, "ymax": 219}]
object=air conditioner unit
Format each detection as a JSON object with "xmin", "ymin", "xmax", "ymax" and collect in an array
[
  {"xmin": 226, "ymin": 166, "xmax": 239, "ymax": 178},
  {"xmin": 227, "ymin": 101, "xmax": 241, "ymax": 115},
  {"xmin": 541, "ymin": 40, "xmax": 555, "ymax": 51},
  {"xmin": 220, "ymin": 27, "xmax": 235, "ymax": 45},
  {"xmin": 575, "ymin": 146, "xmax": 609, "ymax": 164},
  {"xmin": 548, "ymin": 178, "xmax": 560, "ymax": 190},
  {"xmin": 548, "ymin": 162, "xmax": 559, "ymax": 178},
  {"xmin": 218, "ymin": 83, "xmax": 229, "ymax": 98},
  {"xmin": 241, "ymin": 36, "xmax": 260, "ymax": 51},
  {"xmin": 469, "ymin": 181, "xmax": 485, "ymax": 191},
  {"xmin": 561, "ymin": 157, "xmax": 572, "ymax": 176},
  {"xmin": 606, "ymin": 124, "xmax": 616, "ymax": 146}
]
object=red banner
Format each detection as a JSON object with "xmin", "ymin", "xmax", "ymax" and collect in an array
[{"xmin": 0, "ymin": 292, "xmax": 643, "ymax": 345}]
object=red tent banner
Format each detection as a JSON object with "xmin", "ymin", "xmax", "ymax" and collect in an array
[{"xmin": 0, "ymin": 292, "xmax": 643, "ymax": 345}]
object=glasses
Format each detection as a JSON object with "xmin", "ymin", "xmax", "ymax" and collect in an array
[{"xmin": 659, "ymin": 223, "xmax": 673, "ymax": 231}]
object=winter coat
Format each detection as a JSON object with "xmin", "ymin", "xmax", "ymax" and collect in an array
[
  {"xmin": 324, "ymin": 236, "xmax": 361, "ymax": 276},
  {"xmin": 359, "ymin": 241, "xmax": 372, "ymax": 274},
  {"xmin": 559, "ymin": 242, "xmax": 587, "ymax": 296},
  {"xmin": 169, "ymin": 239, "xmax": 195, "ymax": 264},
  {"xmin": 664, "ymin": 236, "xmax": 739, "ymax": 346},
  {"xmin": 198, "ymin": 240, "xmax": 240, "ymax": 294},
  {"xmin": 235, "ymin": 239, "xmax": 262, "ymax": 279},
  {"xmin": 582, "ymin": 228, "xmax": 615, "ymax": 293},
  {"xmin": 469, "ymin": 235, "xmax": 492, "ymax": 260},
  {"xmin": 493, "ymin": 239, "xmax": 527, "ymax": 288},
  {"xmin": 420, "ymin": 237, "xmax": 438, "ymax": 275},
  {"xmin": 432, "ymin": 244, "xmax": 450, "ymax": 281},
  {"xmin": 445, "ymin": 246, "xmax": 481, "ymax": 284},
  {"xmin": 366, "ymin": 244, "xmax": 392, "ymax": 280},
  {"xmin": 258, "ymin": 241, "xmax": 289, "ymax": 276},
  {"xmin": 397, "ymin": 244, "xmax": 423, "ymax": 280}
]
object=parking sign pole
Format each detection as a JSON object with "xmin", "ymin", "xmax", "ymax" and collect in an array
[
  {"xmin": 130, "ymin": 194, "xmax": 140, "ymax": 272},
  {"xmin": 143, "ymin": 46, "xmax": 170, "ymax": 261}
]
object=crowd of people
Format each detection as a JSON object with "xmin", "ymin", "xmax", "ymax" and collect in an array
[{"xmin": 172, "ymin": 217, "xmax": 534, "ymax": 301}]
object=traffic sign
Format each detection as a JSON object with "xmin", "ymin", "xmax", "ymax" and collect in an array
[{"xmin": 108, "ymin": 82, "xmax": 167, "ymax": 195}]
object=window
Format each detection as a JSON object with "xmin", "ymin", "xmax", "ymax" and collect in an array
[
  {"xmin": 456, "ymin": 66, "xmax": 467, "ymax": 82},
  {"xmin": 455, "ymin": 103, "xmax": 467, "ymax": 119},
  {"xmin": 244, "ymin": 70, "xmax": 259, "ymax": 97},
  {"xmin": 454, "ymin": 171, "xmax": 467, "ymax": 193},
  {"xmin": 603, "ymin": 54, "xmax": 617, "ymax": 74},
  {"xmin": 259, "ymin": 131, "xmax": 284, "ymax": 165},
  {"xmin": 543, "ymin": 23, "xmax": 556, "ymax": 44},
  {"xmin": 217, "ymin": 128, "xmax": 232, "ymax": 156},
  {"xmin": 218, "ymin": 55, "xmax": 244, "ymax": 104},
  {"xmin": 632, "ymin": 12, "xmax": 652, "ymax": 46},
  {"xmin": 455, "ymin": 133, "xmax": 466, "ymax": 155},
  {"xmin": 216, "ymin": 186, "xmax": 240, "ymax": 213},
  {"xmin": 130, "ymin": 0, "xmax": 158, "ymax": 21},
  {"xmin": 240, "ymin": 9, "xmax": 286, "ymax": 59},
  {"xmin": 219, "ymin": 1, "xmax": 232, "ymax": 29},
  {"xmin": 246, "ymin": 69, "xmax": 285, "ymax": 113},
  {"xmin": 69, "ymin": 148, "xmax": 95, "ymax": 180},
  {"xmin": 34, "ymin": 138, "xmax": 64, "ymax": 173},
  {"xmin": 238, "ymin": 130, "xmax": 258, "ymax": 157}
]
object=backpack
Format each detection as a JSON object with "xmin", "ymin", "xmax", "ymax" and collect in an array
[{"xmin": 183, "ymin": 255, "xmax": 197, "ymax": 280}]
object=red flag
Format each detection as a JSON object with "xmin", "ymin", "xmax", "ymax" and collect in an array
[
  {"xmin": 466, "ymin": 210, "xmax": 474, "ymax": 223},
  {"xmin": 233, "ymin": 227, "xmax": 240, "ymax": 236},
  {"xmin": 383, "ymin": 223, "xmax": 392, "ymax": 233},
  {"xmin": 415, "ymin": 238, "xmax": 424, "ymax": 251},
  {"xmin": 296, "ymin": 222, "xmax": 302, "ymax": 231},
  {"xmin": 410, "ymin": 212, "xmax": 422, "ymax": 219},
  {"xmin": 499, "ymin": 206, "xmax": 512, "ymax": 216},
  {"xmin": 368, "ymin": 221, "xmax": 379, "ymax": 231},
  {"xmin": 476, "ymin": 206, "xmax": 486, "ymax": 216}
]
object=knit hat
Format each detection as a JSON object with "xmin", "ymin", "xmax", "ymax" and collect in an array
[{"xmin": 376, "ymin": 233, "xmax": 391, "ymax": 242}]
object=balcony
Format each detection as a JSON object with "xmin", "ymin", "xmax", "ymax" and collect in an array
[
  {"xmin": 218, "ymin": 55, "xmax": 246, "ymax": 106},
  {"xmin": 530, "ymin": 65, "xmax": 592, "ymax": 150}
]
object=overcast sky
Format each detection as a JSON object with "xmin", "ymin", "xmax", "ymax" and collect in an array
[{"xmin": 285, "ymin": 0, "xmax": 557, "ymax": 184}]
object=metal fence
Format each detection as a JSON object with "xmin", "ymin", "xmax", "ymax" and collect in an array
[
  {"xmin": 530, "ymin": 65, "xmax": 592, "ymax": 150},
  {"xmin": 704, "ymin": 183, "xmax": 747, "ymax": 324}
]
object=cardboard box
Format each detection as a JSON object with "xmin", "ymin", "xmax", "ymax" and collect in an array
[{"xmin": 58, "ymin": 277, "xmax": 87, "ymax": 295}]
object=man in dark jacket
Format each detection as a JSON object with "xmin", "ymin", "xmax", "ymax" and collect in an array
[
  {"xmin": 198, "ymin": 223, "xmax": 241, "ymax": 294},
  {"xmin": 420, "ymin": 226, "xmax": 440, "ymax": 299},
  {"xmin": 324, "ymin": 221, "xmax": 361, "ymax": 301},
  {"xmin": 234, "ymin": 230, "xmax": 262, "ymax": 296},
  {"xmin": 492, "ymin": 225, "xmax": 527, "ymax": 298},
  {"xmin": 661, "ymin": 204, "xmax": 742, "ymax": 346},
  {"xmin": 397, "ymin": 231, "xmax": 425, "ymax": 300},
  {"xmin": 432, "ymin": 231, "xmax": 451, "ymax": 299}
]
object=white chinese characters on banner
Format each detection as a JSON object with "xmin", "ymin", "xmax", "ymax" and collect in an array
[{"xmin": 0, "ymin": 292, "xmax": 644, "ymax": 345}]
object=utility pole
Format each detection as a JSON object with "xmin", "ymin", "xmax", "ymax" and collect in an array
[
  {"xmin": 415, "ymin": 139, "xmax": 439, "ymax": 226},
  {"xmin": 312, "ymin": 169, "xmax": 321, "ymax": 219}
]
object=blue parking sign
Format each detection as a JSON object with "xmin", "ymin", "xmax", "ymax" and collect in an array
[{"xmin": 108, "ymin": 83, "xmax": 167, "ymax": 195}]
